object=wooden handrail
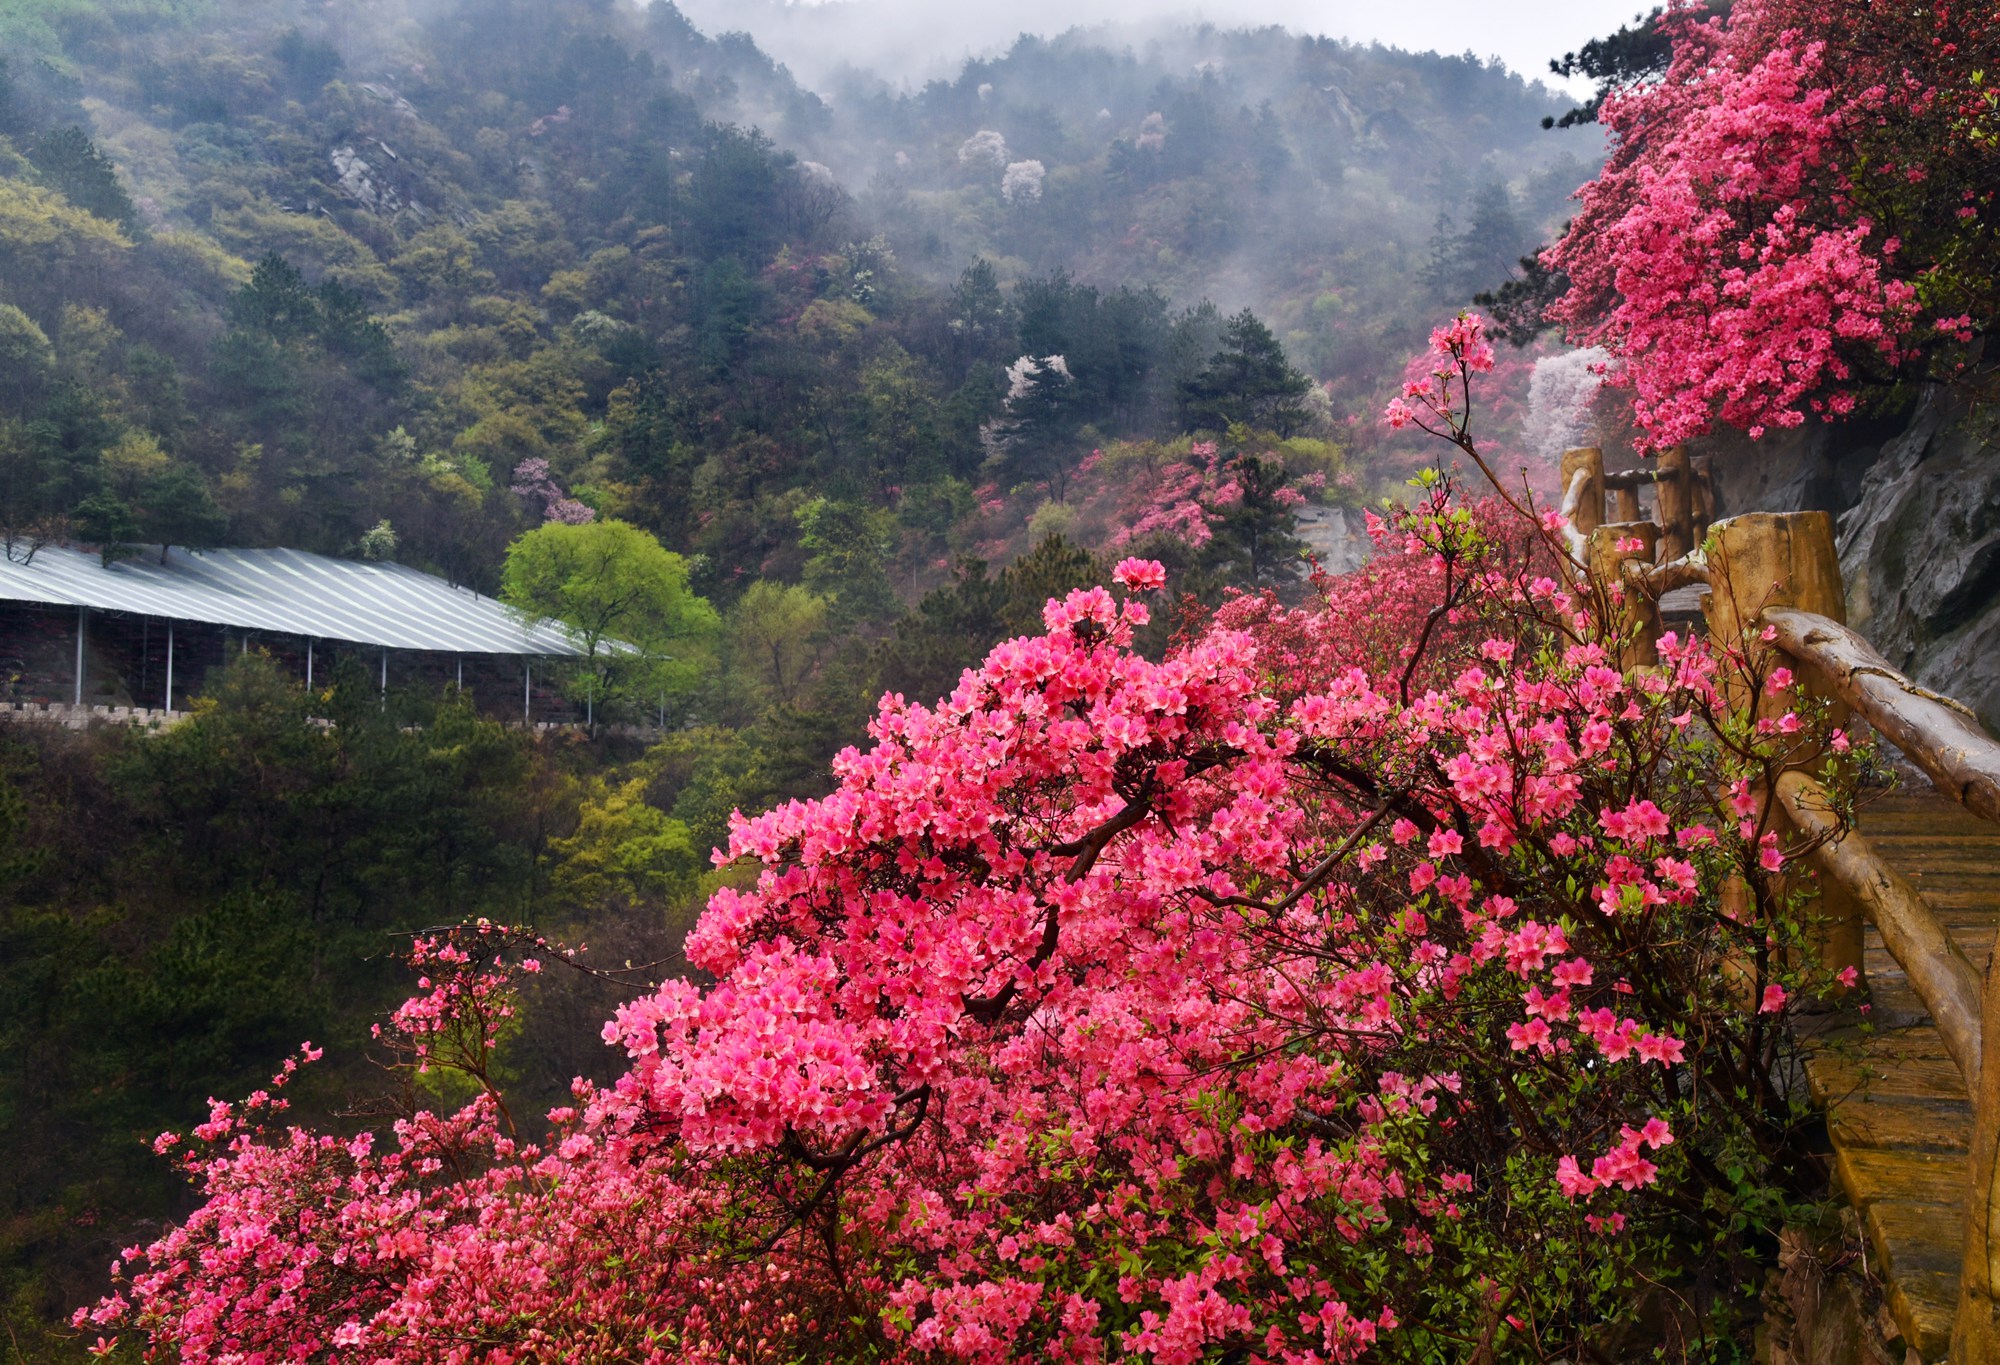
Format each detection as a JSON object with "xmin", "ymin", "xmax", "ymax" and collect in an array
[
  {"xmin": 1636, "ymin": 547, "xmax": 1708, "ymax": 598},
  {"xmin": 1765, "ymin": 608, "xmax": 2000, "ymax": 828},
  {"xmin": 1777, "ymin": 772, "xmax": 1986, "ymax": 1083}
]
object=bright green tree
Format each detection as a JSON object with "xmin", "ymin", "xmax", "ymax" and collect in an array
[
  {"xmin": 728, "ymin": 579, "xmax": 830, "ymax": 709},
  {"xmin": 500, "ymin": 519, "xmax": 718, "ymax": 724}
]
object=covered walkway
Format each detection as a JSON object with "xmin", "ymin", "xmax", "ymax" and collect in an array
[{"xmin": 0, "ymin": 545, "xmax": 584, "ymax": 720}]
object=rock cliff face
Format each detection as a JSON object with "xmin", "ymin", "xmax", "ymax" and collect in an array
[
  {"xmin": 1839, "ymin": 389, "xmax": 2000, "ymax": 733},
  {"xmin": 1699, "ymin": 382, "xmax": 2000, "ymax": 732},
  {"xmin": 1294, "ymin": 504, "xmax": 1372, "ymax": 577}
]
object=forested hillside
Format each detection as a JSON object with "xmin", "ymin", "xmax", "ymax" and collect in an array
[{"xmin": 0, "ymin": 0, "xmax": 1594, "ymax": 602}]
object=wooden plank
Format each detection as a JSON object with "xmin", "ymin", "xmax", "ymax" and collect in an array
[
  {"xmin": 1782, "ymin": 774, "xmax": 1985, "ymax": 1079},
  {"xmin": 1866, "ymin": 1201, "xmax": 1965, "ymax": 1277},
  {"xmin": 1885, "ymin": 1267, "xmax": 1960, "ymax": 1362},
  {"xmin": 1831, "ymin": 1099, "xmax": 1972, "ymax": 1153},
  {"xmin": 1813, "ymin": 788, "xmax": 1998, "ymax": 1356},
  {"xmin": 1807, "ymin": 1048, "xmax": 1968, "ymax": 1107},
  {"xmin": 1836, "ymin": 1145, "xmax": 1969, "ymax": 1209}
]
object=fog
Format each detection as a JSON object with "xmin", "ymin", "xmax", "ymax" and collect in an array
[{"xmin": 666, "ymin": 0, "xmax": 1645, "ymax": 98}]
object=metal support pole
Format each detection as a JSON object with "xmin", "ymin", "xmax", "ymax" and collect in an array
[
  {"xmin": 73, "ymin": 606, "xmax": 85, "ymax": 706},
  {"xmin": 456, "ymin": 654, "xmax": 463, "ymax": 691},
  {"xmin": 306, "ymin": 638, "xmax": 314, "ymax": 692},
  {"xmin": 524, "ymin": 660, "xmax": 531, "ymax": 723},
  {"xmin": 380, "ymin": 648, "xmax": 388, "ymax": 705},
  {"xmin": 165, "ymin": 621, "xmax": 174, "ymax": 712}
]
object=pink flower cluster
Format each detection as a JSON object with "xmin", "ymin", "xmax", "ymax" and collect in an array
[
  {"xmin": 84, "ymin": 507, "xmax": 1841, "ymax": 1362},
  {"xmin": 1545, "ymin": 0, "xmax": 1996, "ymax": 446},
  {"xmin": 510, "ymin": 457, "xmax": 597, "ymax": 525}
]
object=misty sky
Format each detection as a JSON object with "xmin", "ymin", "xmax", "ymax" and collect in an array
[{"xmin": 671, "ymin": 0, "xmax": 1652, "ymax": 98}]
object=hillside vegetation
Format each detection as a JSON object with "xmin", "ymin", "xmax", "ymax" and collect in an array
[{"xmin": 0, "ymin": 0, "xmax": 1621, "ymax": 1357}]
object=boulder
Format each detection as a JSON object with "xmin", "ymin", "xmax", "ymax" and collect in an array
[{"xmin": 1295, "ymin": 503, "xmax": 1371, "ymax": 576}]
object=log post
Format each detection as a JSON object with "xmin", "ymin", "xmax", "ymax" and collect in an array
[
  {"xmin": 1559, "ymin": 446, "xmax": 1605, "ymax": 541},
  {"xmin": 1956, "ymin": 967, "xmax": 2000, "ymax": 1361},
  {"xmin": 1588, "ymin": 521, "xmax": 1662, "ymax": 670},
  {"xmin": 1691, "ymin": 455, "xmax": 1716, "ymax": 536},
  {"xmin": 1610, "ymin": 484, "xmax": 1641, "ymax": 525},
  {"xmin": 1704, "ymin": 512, "xmax": 1863, "ymax": 990},
  {"xmin": 1704, "ymin": 512, "xmax": 1848, "ymax": 713},
  {"xmin": 1656, "ymin": 444, "xmax": 1695, "ymax": 561}
]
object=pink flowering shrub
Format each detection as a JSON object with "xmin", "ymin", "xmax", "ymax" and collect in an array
[
  {"xmin": 511, "ymin": 457, "xmax": 597, "ymax": 525},
  {"xmin": 1062, "ymin": 437, "xmax": 1334, "ymax": 548},
  {"xmin": 83, "ymin": 344, "xmax": 1857, "ymax": 1363},
  {"xmin": 1545, "ymin": 0, "xmax": 1999, "ymax": 447}
]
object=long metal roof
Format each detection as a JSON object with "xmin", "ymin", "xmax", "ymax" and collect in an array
[{"xmin": 0, "ymin": 545, "xmax": 585, "ymax": 655}]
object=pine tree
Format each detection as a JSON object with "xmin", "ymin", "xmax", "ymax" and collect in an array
[{"xmin": 1176, "ymin": 309, "xmax": 1311, "ymax": 436}]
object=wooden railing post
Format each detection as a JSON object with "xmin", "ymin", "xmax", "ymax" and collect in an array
[
  {"xmin": 1588, "ymin": 521, "xmax": 1662, "ymax": 670},
  {"xmin": 1705, "ymin": 511, "xmax": 1847, "ymax": 713},
  {"xmin": 1610, "ymin": 483, "xmax": 1641, "ymax": 525},
  {"xmin": 1559, "ymin": 446, "xmax": 1605, "ymax": 541},
  {"xmin": 1957, "ymin": 973, "xmax": 2000, "ymax": 1359},
  {"xmin": 1657, "ymin": 444, "xmax": 1695, "ymax": 562},
  {"xmin": 1690, "ymin": 454, "xmax": 1716, "ymax": 538},
  {"xmin": 1704, "ymin": 511, "xmax": 1864, "ymax": 989}
]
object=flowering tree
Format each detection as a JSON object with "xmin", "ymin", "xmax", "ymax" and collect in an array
[
  {"xmin": 1544, "ymin": 0, "xmax": 1998, "ymax": 447},
  {"xmin": 1001, "ymin": 160, "xmax": 1046, "ymax": 205},
  {"xmin": 83, "ymin": 325, "xmax": 1853, "ymax": 1363},
  {"xmin": 510, "ymin": 456, "xmax": 597, "ymax": 525},
  {"xmin": 958, "ymin": 130, "xmax": 1010, "ymax": 173},
  {"xmin": 1522, "ymin": 347, "xmax": 1611, "ymax": 463}
]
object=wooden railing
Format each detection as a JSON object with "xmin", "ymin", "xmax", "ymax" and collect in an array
[{"xmin": 1560, "ymin": 445, "xmax": 2000, "ymax": 1357}]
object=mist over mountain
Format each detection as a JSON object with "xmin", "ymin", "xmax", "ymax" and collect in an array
[{"xmin": 669, "ymin": 0, "xmax": 1628, "ymax": 100}]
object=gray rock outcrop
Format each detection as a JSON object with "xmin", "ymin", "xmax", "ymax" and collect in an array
[
  {"xmin": 1837, "ymin": 386, "xmax": 2000, "ymax": 733},
  {"xmin": 1694, "ymin": 382, "xmax": 2000, "ymax": 732},
  {"xmin": 1295, "ymin": 504, "xmax": 1371, "ymax": 576}
]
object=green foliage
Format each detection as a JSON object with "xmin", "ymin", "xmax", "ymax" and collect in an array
[
  {"xmin": 0, "ymin": 654, "xmax": 615, "ymax": 1354},
  {"xmin": 501, "ymin": 518, "xmax": 720, "ymax": 713},
  {"xmin": 1177, "ymin": 308, "xmax": 1313, "ymax": 436},
  {"xmin": 0, "ymin": 302, "xmax": 52, "ymax": 401},
  {"xmin": 548, "ymin": 771, "xmax": 700, "ymax": 911},
  {"xmin": 727, "ymin": 578, "xmax": 830, "ymax": 710},
  {"xmin": 25, "ymin": 125, "xmax": 136, "ymax": 231},
  {"xmin": 876, "ymin": 535, "xmax": 1103, "ymax": 704}
]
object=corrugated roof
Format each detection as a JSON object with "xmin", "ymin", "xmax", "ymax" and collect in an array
[{"xmin": 0, "ymin": 545, "xmax": 585, "ymax": 655}]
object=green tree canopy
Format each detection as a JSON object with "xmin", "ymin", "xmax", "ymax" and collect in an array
[
  {"xmin": 27, "ymin": 126, "xmax": 138, "ymax": 231},
  {"xmin": 500, "ymin": 519, "xmax": 719, "ymax": 714}
]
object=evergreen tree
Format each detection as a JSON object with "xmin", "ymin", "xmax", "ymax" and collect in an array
[
  {"xmin": 27, "ymin": 126, "xmax": 138, "ymax": 230},
  {"xmin": 1177, "ymin": 309, "xmax": 1311, "ymax": 436}
]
